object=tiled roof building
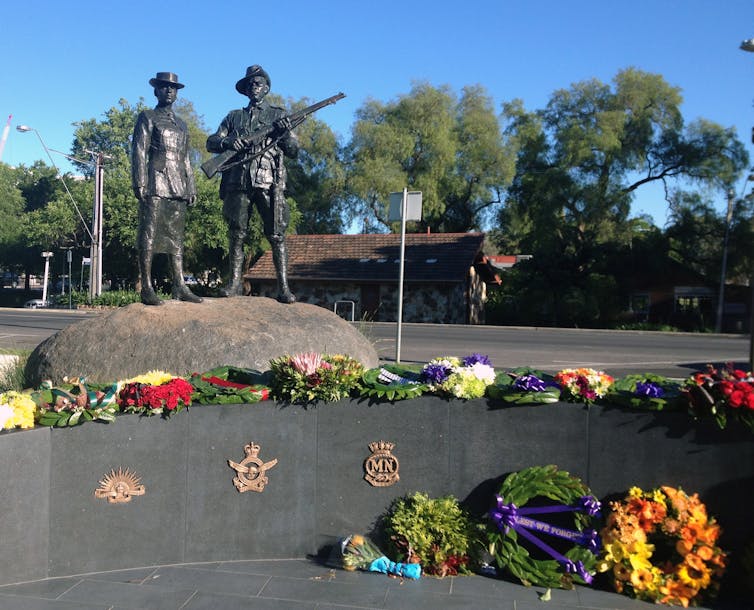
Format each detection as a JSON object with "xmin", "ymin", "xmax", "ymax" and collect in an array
[{"xmin": 245, "ymin": 233, "xmax": 492, "ymax": 324}]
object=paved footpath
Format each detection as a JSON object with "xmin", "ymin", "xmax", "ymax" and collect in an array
[{"xmin": 0, "ymin": 559, "xmax": 738, "ymax": 610}]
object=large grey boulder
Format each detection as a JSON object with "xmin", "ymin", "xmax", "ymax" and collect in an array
[{"xmin": 25, "ymin": 297, "xmax": 379, "ymax": 385}]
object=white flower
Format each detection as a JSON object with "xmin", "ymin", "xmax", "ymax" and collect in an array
[
  {"xmin": 0, "ymin": 403, "xmax": 14, "ymax": 429},
  {"xmin": 467, "ymin": 362, "xmax": 496, "ymax": 385}
]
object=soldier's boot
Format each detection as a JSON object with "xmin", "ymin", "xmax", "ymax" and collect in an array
[
  {"xmin": 170, "ymin": 252, "xmax": 202, "ymax": 303},
  {"xmin": 219, "ymin": 234, "xmax": 245, "ymax": 297},
  {"xmin": 139, "ymin": 248, "xmax": 162, "ymax": 306},
  {"xmin": 272, "ymin": 239, "xmax": 296, "ymax": 304}
]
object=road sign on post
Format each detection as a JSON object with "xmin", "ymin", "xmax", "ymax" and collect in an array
[{"xmin": 388, "ymin": 189, "xmax": 422, "ymax": 363}]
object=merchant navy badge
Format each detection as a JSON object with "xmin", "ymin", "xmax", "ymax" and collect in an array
[
  {"xmin": 364, "ymin": 440, "xmax": 400, "ymax": 487},
  {"xmin": 228, "ymin": 442, "xmax": 278, "ymax": 493},
  {"xmin": 94, "ymin": 467, "xmax": 146, "ymax": 504}
]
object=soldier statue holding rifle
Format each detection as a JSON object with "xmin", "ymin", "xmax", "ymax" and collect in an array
[{"xmin": 205, "ymin": 65, "xmax": 343, "ymax": 303}]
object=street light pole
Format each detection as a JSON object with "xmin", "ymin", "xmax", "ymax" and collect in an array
[
  {"xmin": 89, "ymin": 151, "xmax": 104, "ymax": 298},
  {"xmin": 715, "ymin": 188, "xmax": 736, "ymax": 333},
  {"xmin": 41, "ymin": 251, "xmax": 53, "ymax": 303},
  {"xmin": 741, "ymin": 37, "xmax": 754, "ymax": 368}
]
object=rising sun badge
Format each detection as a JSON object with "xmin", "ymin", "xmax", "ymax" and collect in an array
[{"xmin": 94, "ymin": 467, "xmax": 146, "ymax": 504}]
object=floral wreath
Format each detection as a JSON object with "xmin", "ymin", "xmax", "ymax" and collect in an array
[
  {"xmin": 487, "ymin": 367, "xmax": 562, "ymax": 405},
  {"xmin": 420, "ymin": 354, "xmax": 496, "ymax": 399},
  {"xmin": 117, "ymin": 370, "xmax": 193, "ymax": 417},
  {"xmin": 360, "ymin": 364, "xmax": 427, "ymax": 401},
  {"xmin": 606, "ymin": 373, "xmax": 684, "ymax": 412},
  {"xmin": 485, "ymin": 465, "xmax": 601, "ymax": 589},
  {"xmin": 598, "ymin": 485, "xmax": 726, "ymax": 607},
  {"xmin": 269, "ymin": 352, "xmax": 364, "ymax": 404},
  {"xmin": 555, "ymin": 368, "xmax": 613, "ymax": 404}
]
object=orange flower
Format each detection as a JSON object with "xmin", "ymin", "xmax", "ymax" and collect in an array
[
  {"xmin": 676, "ymin": 538, "xmax": 694, "ymax": 556},
  {"xmin": 695, "ymin": 545, "xmax": 714, "ymax": 561},
  {"xmin": 680, "ymin": 522, "xmax": 702, "ymax": 544},
  {"xmin": 659, "ymin": 579, "xmax": 695, "ymax": 608},
  {"xmin": 662, "ymin": 486, "xmax": 690, "ymax": 514},
  {"xmin": 697, "ymin": 522, "xmax": 721, "ymax": 545},
  {"xmin": 662, "ymin": 517, "xmax": 681, "ymax": 535},
  {"xmin": 684, "ymin": 553, "xmax": 706, "ymax": 573}
]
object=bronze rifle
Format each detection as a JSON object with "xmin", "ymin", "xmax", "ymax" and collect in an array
[{"xmin": 201, "ymin": 92, "xmax": 345, "ymax": 178}]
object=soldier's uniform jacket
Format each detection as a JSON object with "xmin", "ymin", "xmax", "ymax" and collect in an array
[
  {"xmin": 131, "ymin": 107, "xmax": 196, "ymax": 199},
  {"xmin": 206, "ymin": 99, "xmax": 298, "ymax": 199}
]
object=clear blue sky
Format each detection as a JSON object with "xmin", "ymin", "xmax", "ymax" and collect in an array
[{"xmin": 2, "ymin": 0, "xmax": 754, "ymax": 230}]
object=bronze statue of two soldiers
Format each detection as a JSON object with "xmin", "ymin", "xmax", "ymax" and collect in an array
[{"xmin": 132, "ymin": 66, "xmax": 343, "ymax": 306}]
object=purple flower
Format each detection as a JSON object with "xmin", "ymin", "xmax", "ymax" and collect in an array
[
  {"xmin": 514, "ymin": 374, "xmax": 547, "ymax": 392},
  {"xmin": 421, "ymin": 363, "xmax": 452, "ymax": 384},
  {"xmin": 462, "ymin": 353, "xmax": 492, "ymax": 367},
  {"xmin": 635, "ymin": 381, "xmax": 665, "ymax": 398}
]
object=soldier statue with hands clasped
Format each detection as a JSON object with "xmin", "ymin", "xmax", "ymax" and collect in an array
[{"xmin": 131, "ymin": 71, "xmax": 202, "ymax": 306}]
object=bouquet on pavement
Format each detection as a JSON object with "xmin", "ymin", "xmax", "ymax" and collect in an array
[{"xmin": 335, "ymin": 534, "xmax": 421, "ymax": 579}]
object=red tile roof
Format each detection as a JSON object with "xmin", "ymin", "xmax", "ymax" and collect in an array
[{"xmin": 246, "ymin": 233, "xmax": 486, "ymax": 283}]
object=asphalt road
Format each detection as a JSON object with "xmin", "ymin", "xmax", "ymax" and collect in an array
[
  {"xmin": 361, "ymin": 321, "xmax": 750, "ymax": 378},
  {"xmin": 1, "ymin": 308, "xmax": 749, "ymax": 379},
  {"xmin": 0, "ymin": 308, "xmax": 97, "ymax": 351}
]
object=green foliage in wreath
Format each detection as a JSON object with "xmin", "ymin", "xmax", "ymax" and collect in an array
[
  {"xmin": 190, "ymin": 366, "xmax": 271, "ymax": 405},
  {"xmin": 360, "ymin": 364, "xmax": 428, "ymax": 401},
  {"xmin": 382, "ymin": 492, "xmax": 476, "ymax": 577},
  {"xmin": 269, "ymin": 353, "xmax": 364, "ymax": 404},
  {"xmin": 487, "ymin": 367, "xmax": 561, "ymax": 405},
  {"xmin": 484, "ymin": 465, "xmax": 600, "ymax": 589},
  {"xmin": 32, "ymin": 379, "xmax": 118, "ymax": 427},
  {"xmin": 605, "ymin": 373, "xmax": 684, "ymax": 411}
]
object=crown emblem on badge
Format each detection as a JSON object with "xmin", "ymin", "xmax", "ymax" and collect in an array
[
  {"xmin": 368, "ymin": 440, "xmax": 394, "ymax": 453},
  {"xmin": 364, "ymin": 440, "xmax": 400, "ymax": 487},
  {"xmin": 228, "ymin": 441, "xmax": 278, "ymax": 493}
]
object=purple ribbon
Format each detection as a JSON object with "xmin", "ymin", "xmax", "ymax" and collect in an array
[
  {"xmin": 489, "ymin": 494, "xmax": 601, "ymax": 583},
  {"xmin": 578, "ymin": 495, "xmax": 602, "ymax": 517},
  {"xmin": 489, "ymin": 497, "xmax": 518, "ymax": 534}
]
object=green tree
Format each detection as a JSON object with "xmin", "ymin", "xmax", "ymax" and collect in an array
[
  {"xmin": 281, "ymin": 96, "xmax": 347, "ymax": 234},
  {"xmin": 347, "ymin": 82, "xmax": 514, "ymax": 232},
  {"xmin": 493, "ymin": 68, "xmax": 749, "ymax": 326},
  {"xmin": 9, "ymin": 162, "xmax": 93, "ymax": 288},
  {"xmin": 71, "ymin": 98, "xmax": 226, "ymax": 286},
  {"xmin": 0, "ymin": 163, "xmax": 25, "ymax": 253}
]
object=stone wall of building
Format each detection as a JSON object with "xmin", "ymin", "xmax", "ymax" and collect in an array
[{"xmin": 251, "ymin": 274, "xmax": 481, "ymax": 324}]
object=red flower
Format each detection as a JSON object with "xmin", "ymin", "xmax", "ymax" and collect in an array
[{"xmin": 117, "ymin": 378, "xmax": 193, "ymax": 413}]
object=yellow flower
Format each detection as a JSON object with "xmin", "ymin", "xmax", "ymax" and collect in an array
[
  {"xmin": 628, "ymin": 486, "xmax": 644, "ymax": 498},
  {"xmin": 0, "ymin": 391, "xmax": 36, "ymax": 429},
  {"xmin": 627, "ymin": 540, "xmax": 654, "ymax": 561},
  {"xmin": 123, "ymin": 370, "xmax": 177, "ymax": 385},
  {"xmin": 629, "ymin": 567, "xmax": 655, "ymax": 591},
  {"xmin": 677, "ymin": 561, "xmax": 711, "ymax": 590},
  {"xmin": 651, "ymin": 488, "xmax": 667, "ymax": 506},
  {"xmin": 628, "ymin": 550, "xmax": 653, "ymax": 572},
  {"xmin": 601, "ymin": 541, "xmax": 626, "ymax": 564}
]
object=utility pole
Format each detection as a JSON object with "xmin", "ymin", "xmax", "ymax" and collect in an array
[
  {"xmin": 88, "ymin": 151, "xmax": 105, "ymax": 299},
  {"xmin": 715, "ymin": 188, "xmax": 735, "ymax": 333}
]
